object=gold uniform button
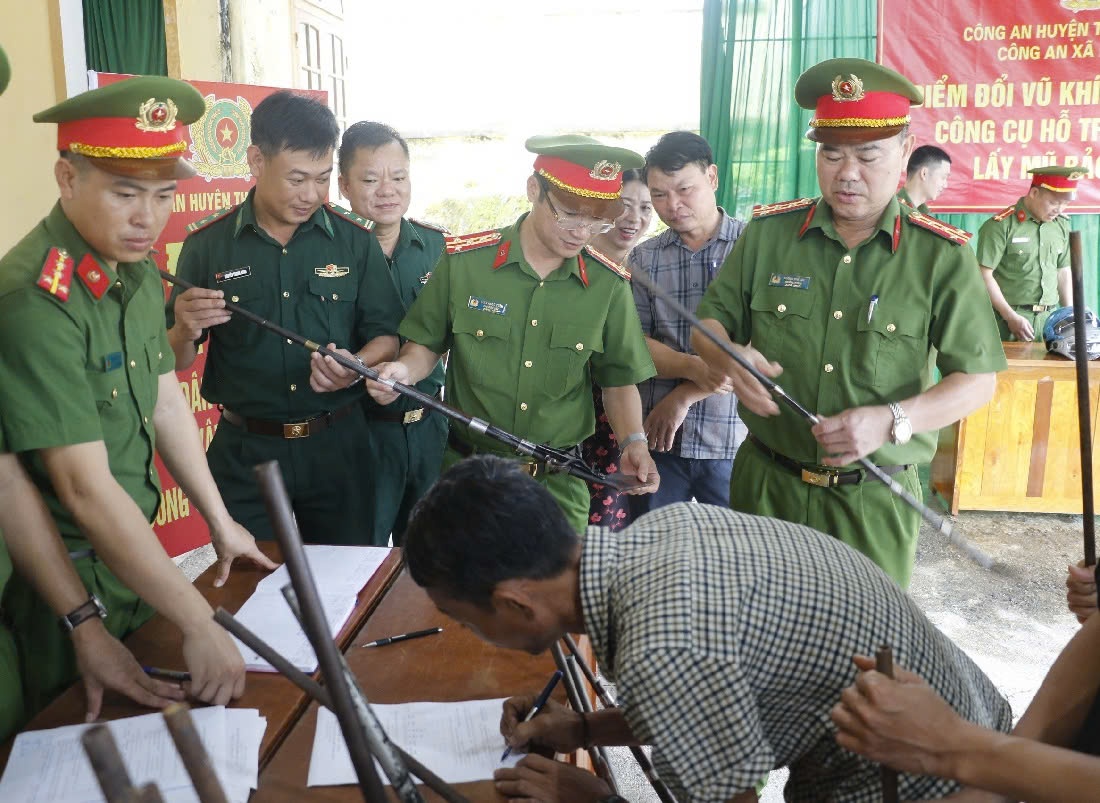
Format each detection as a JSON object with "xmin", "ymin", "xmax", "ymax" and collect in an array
[
  {"xmin": 111, "ymin": 388, "xmax": 118, "ymax": 399},
  {"xmin": 290, "ymin": 383, "xmax": 297, "ymax": 391},
  {"xmin": 332, "ymin": 293, "xmax": 339, "ymax": 301},
  {"xmin": 286, "ymin": 338, "xmax": 293, "ymax": 344},
  {"xmin": 282, "ymin": 248, "xmax": 288, "ymax": 255},
  {"xmin": 777, "ymin": 304, "xmax": 787, "ymax": 313},
  {"xmin": 887, "ymin": 323, "xmax": 896, "ymax": 332},
  {"xmin": 842, "ymin": 255, "xmax": 852, "ymax": 264},
  {"xmin": 824, "ymin": 364, "xmax": 834, "ymax": 373},
  {"xmin": 524, "ymin": 360, "xmax": 533, "ymax": 368},
  {"xmin": 282, "ymin": 291, "xmax": 290, "ymax": 298},
  {"xmin": 833, "ymin": 310, "xmax": 843, "ymax": 319},
  {"xmin": 115, "ymin": 281, "xmax": 122, "ymax": 288},
  {"xmin": 129, "ymin": 359, "xmax": 137, "ymax": 369},
  {"xmin": 520, "ymin": 402, "xmax": 528, "ymax": 411},
  {"xmin": 531, "ymin": 319, "xmax": 538, "ymax": 327},
  {"xmin": 231, "ymin": 295, "xmax": 240, "ymax": 303},
  {"xmin": 476, "ymin": 329, "xmax": 484, "ymax": 337},
  {"xmin": 143, "ymin": 416, "xmax": 149, "ymax": 424},
  {"xmin": 575, "ymin": 343, "xmax": 584, "ymax": 351},
  {"xmin": 157, "ymin": 351, "xmax": 162, "ymax": 360}
]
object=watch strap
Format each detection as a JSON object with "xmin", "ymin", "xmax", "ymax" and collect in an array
[
  {"xmin": 620, "ymin": 432, "xmax": 647, "ymax": 448},
  {"xmin": 59, "ymin": 595, "xmax": 107, "ymax": 633}
]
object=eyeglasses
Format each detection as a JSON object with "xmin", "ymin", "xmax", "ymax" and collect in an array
[{"xmin": 543, "ymin": 194, "xmax": 615, "ymax": 234}]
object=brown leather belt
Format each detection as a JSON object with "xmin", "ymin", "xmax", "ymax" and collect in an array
[
  {"xmin": 220, "ymin": 401, "xmax": 357, "ymax": 439},
  {"xmin": 1013, "ymin": 304, "xmax": 1054, "ymax": 312},
  {"xmin": 747, "ymin": 433, "xmax": 908, "ymax": 487}
]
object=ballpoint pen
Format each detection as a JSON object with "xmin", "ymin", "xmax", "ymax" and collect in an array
[
  {"xmin": 142, "ymin": 666, "xmax": 191, "ymax": 682},
  {"xmin": 501, "ymin": 669, "xmax": 563, "ymax": 762},
  {"xmin": 360, "ymin": 626, "xmax": 443, "ymax": 648},
  {"xmin": 867, "ymin": 293, "xmax": 879, "ymax": 323}
]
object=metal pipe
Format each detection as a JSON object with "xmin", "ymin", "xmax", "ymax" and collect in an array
[
  {"xmin": 1068, "ymin": 231, "xmax": 1096, "ymax": 567},
  {"xmin": 162, "ymin": 704, "xmax": 229, "ymax": 803}
]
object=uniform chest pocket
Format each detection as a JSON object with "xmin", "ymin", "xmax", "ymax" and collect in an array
[
  {"xmin": 218, "ymin": 280, "xmax": 267, "ymax": 345},
  {"xmin": 452, "ymin": 309, "xmax": 511, "ymax": 380},
  {"xmin": 547, "ymin": 323, "xmax": 604, "ymax": 398},
  {"xmin": 748, "ymin": 289, "xmax": 816, "ymax": 364},
  {"xmin": 307, "ymin": 275, "xmax": 360, "ymax": 344},
  {"xmin": 85, "ymin": 363, "xmax": 125, "ymax": 414},
  {"xmin": 854, "ymin": 305, "xmax": 929, "ymax": 391}
]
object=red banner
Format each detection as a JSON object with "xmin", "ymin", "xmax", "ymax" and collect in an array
[
  {"xmin": 878, "ymin": 0, "xmax": 1100, "ymax": 213},
  {"xmin": 94, "ymin": 73, "xmax": 325, "ymax": 556}
]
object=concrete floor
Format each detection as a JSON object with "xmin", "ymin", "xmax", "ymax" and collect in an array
[{"xmin": 175, "ymin": 502, "xmax": 1089, "ymax": 801}]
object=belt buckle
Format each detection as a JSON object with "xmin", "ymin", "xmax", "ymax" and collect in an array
[
  {"xmin": 403, "ymin": 408, "xmax": 424, "ymax": 425},
  {"xmin": 283, "ymin": 421, "xmax": 310, "ymax": 439},
  {"xmin": 800, "ymin": 467, "xmax": 838, "ymax": 487},
  {"xmin": 519, "ymin": 460, "xmax": 542, "ymax": 479}
]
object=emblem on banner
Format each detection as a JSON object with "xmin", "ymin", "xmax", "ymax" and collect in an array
[
  {"xmin": 1062, "ymin": 0, "xmax": 1100, "ymax": 10},
  {"xmin": 831, "ymin": 74, "xmax": 865, "ymax": 102},
  {"xmin": 189, "ymin": 94, "xmax": 253, "ymax": 181}
]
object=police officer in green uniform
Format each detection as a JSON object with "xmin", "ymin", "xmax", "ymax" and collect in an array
[
  {"xmin": 368, "ymin": 136, "xmax": 660, "ymax": 533},
  {"xmin": 897, "ymin": 144, "xmax": 952, "ymax": 215},
  {"xmin": 167, "ymin": 92, "xmax": 403, "ymax": 544},
  {"xmin": 694, "ymin": 59, "xmax": 1006, "ymax": 586},
  {"xmin": 0, "ymin": 76, "xmax": 274, "ymax": 722},
  {"xmin": 978, "ymin": 166, "xmax": 1079, "ymax": 342},
  {"xmin": 336, "ymin": 121, "xmax": 448, "ymax": 546}
]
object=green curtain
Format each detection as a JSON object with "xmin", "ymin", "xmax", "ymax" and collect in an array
[
  {"xmin": 701, "ymin": 0, "xmax": 1099, "ymax": 310},
  {"xmin": 83, "ymin": 0, "xmax": 168, "ymax": 76}
]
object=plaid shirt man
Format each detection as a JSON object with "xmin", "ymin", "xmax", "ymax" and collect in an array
[
  {"xmin": 630, "ymin": 211, "xmax": 747, "ymax": 459},
  {"xmin": 580, "ymin": 503, "xmax": 1011, "ymax": 802}
]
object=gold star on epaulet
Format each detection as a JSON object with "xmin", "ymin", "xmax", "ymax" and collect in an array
[
  {"xmin": 325, "ymin": 202, "xmax": 374, "ymax": 231},
  {"xmin": 408, "ymin": 217, "xmax": 450, "ymax": 235},
  {"xmin": 991, "ymin": 205, "xmax": 1017, "ymax": 222},
  {"xmin": 907, "ymin": 211, "xmax": 972, "ymax": 245},
  {"xmin": 752, "ymin": 197, "xmax": 816, "ymax": 219},
  {"xmin": 186, "ymin": 206, "xmax": 236, "ymax": 234},
  {"xmin": 582, "ymin": 245, "xmax": 630, "ymax": 280},
  {"xmin": 445, "ymin": 229, "xmax": 502, "ymax": 255}
]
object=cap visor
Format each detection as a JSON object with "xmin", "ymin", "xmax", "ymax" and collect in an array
[{"xmin": 89, "ymin": 156, "xmax": 196, "ymax": 181}]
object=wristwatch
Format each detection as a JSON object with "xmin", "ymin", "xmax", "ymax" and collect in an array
[
  {"xmin": 58, "ymin": 594, "xmax": 107, "ymax": 633},
  {"xmin": 888, "ymin": 402, "xmax": 912, "ymax": 445}
]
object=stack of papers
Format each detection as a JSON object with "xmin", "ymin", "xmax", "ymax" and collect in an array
[
  {"xmin": 307, "ymin": 698, "xmax": 524, "ymax": 787},
  {"xmin": 231, "ymin": 545, "xmax": 391, "ymax": 672},
  {"xmin": 0, "ymin": 706, "xmax": 266, "ymax": 803}
]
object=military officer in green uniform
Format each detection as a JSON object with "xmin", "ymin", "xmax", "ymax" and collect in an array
[
  {"xmin": 336, "ymin": 121, "xmax": 448, "ymax": 546},
  {"xmin": 897, "ymin": 144, "xmax": 952, "ymax": 214},
  {"xmin": 368, "ymin": 136, "xmax": 660, "ymax": 533},
  {"xmin": 694, "ymin": 59, "xmax": 1006, "ymax": 586},
  {"xmin": 978, "ymin": 166, "xmax": 1079, "ymax": 342},
  {"xmin": 167, "ymin": 92, "xmax": 403, "ymax": 544},
  {"xmin": 0, "ymin": 76, "xmax": 275, "ymax": 722}
]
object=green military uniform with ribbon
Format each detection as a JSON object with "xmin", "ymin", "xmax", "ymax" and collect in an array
[
  {"xmin": 696, "ymin": 198, "xmax": 1006, "ymax": 586},
  {"xmin": 399, "ymin": 215, "xmax": 655, "ymax": 532},
  {"xmin": 168, "ymin": 192, "xmax": 403, "ymax": 543},
  {"xmin": 977, "ymin": 199, "xmax": 1070, "ymax": 342},
  {"xmin": 360, "ymin": 218, "xmax": 449, "ymax": 545},
  {"xmin": 0, "ymin": 204, "xmax": 165, "ymax": 717}
]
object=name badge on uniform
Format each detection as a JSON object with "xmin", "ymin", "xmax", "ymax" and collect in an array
[
  {"xmin": 1011, "ymin": 237, "xmax": 1030, "ymax": 244},
  {"xmin": 103, "ymin": 352, "xmax": 124, "ymax": 372},
  {"xmin": 468, "ymin": 296, "xmax": 508, "ymax": 315},
  {"xmin": 315, "ymin": 264, "xmax": 350, "ymax": 278},
  {"xmin": 215, "ymin": 266, "xmax": 251, "ymax": 283},
  {"xmin": 767, "ymin": 273, "xmax": 811, "ymax": 290}
]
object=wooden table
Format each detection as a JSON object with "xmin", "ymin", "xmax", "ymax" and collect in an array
[
  {"xmin": 0, "ymin": 543, "xmax": 403, "ymax": 770},
  {"xmin": 254, "ymin": 571, "xmax": 586, "ymax": 802},
  {"xmin": 932, "ymin": 341, "xmax": 1100, "ymax": 513}
]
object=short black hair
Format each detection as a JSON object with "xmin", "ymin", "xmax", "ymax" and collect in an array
[
  {"xmin": 621, "ymin": 167, "xmax": 644, "ymax": 187},
  {"xmin": 250, "ymin": 90, "xmax": 338, "ymax": 159},
  {"xmin": 907, "ymin": 144, "xmax": 951, "ymax": 176},
  {"xmin": 338, "ymin": 121, "xmax": 409, "ymax": 175},
  {"xmin": 644, "ymin": 131, "xmax": 714, "ymax": 180},
  {"xmin": 404, "ymin": 455, "xmax": 579, "ymax": 609}
]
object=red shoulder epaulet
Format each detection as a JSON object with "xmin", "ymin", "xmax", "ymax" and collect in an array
[
  {"xmin": 445, "ymin": 229, "xmax": 502, "ymax": 255},
  {"xmin": 582, "ymin": 245, "xmax": 630, "ymax": 280},
  {"xmin": 907, "ymin": 211, "xmax": 972, "ymax": 245},
  {"xmin": 752, "ymin": 197, "xmax": 816, "ymax": 219},
  {"xmin": 325, "ymin": 202, "xmax": 374, "ymax": 231},
  {"xmin": 408, "ymin": 217, "xmax": 449, "ymax": 235},
  {"xmin": 991, "ymin": 205, "xmax": 1017, "ymax": 222},
  {"xmin": 36, "ymin": 247, "xmax": 74, "ymax": 302},
  {"xmin": 186, "ymin": 206, "xmax": 236, "ymax": 235}
]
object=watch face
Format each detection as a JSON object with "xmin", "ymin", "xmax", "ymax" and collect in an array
[{"xmin": 895, "ymin": 418, "xmax": 913, "ymax": 444}]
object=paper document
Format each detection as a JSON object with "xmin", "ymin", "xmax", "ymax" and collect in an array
[
  {"xmin": 231, "ymin": 544, "xmax": 391, "ymax": 672},
  {"xmin": 0, "ymin": 706, "xmax": 266, "ymax": 803},
  {"xmin": 308, "ymin": 698, "xmax": 524, "ymax": 787}
]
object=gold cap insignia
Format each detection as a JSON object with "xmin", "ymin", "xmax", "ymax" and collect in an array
[
  {"xmin": 1070, "ymin": 171, "xmax": 1086, "ymax": 180},
  {"xmin": 589, "ymin": 160, "xmax": 622, "ymax": 181},
  {"xmin": 831, "ymin": 74, "xmax": 865, "ymax": 102},
  {"xmin": 135, "ymin": 97, "xmax": 179, "ymax": 132}
]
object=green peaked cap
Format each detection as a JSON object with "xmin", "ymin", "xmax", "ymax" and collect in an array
[
  {"xmin": 525, "ymin": 134, "xmax": 644, "ymax": 171},
  {"xmin": 33, "ymin": 75, "xmax": 205, "ymax": 124}
]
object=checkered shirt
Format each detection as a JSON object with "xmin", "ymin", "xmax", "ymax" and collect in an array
[
  {"xmin": 579, "ymin": 504, "xmax": 1011, "ymax": 802},
  {"xmin": 630, "ymin": 211, "xmax": 747, "ymax": 459}
]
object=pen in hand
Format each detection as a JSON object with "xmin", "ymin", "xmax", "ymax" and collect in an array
[
  {"xmin": 501, "ymin": 669, "xmax": 563, "ymax": 762},
  {"xmin": 360, "ymin": 626, "xmax": 443, "ymax": 648},
  {"xmin": 142, "ymin": 666, "xmax": 191, "ymax": 683}
]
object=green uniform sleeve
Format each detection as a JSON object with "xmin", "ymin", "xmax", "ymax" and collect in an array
[
  {"xmin": 355, "ymin": 235, "xmax": 404, "ymax": 344},
  {"xmin": 1057, "ymin": 218, "xmax": 1071, "ymax": 270},
  {"xmin": 975, "ymin": 217, "xmax": 1008, "ymax": 271},
  {"xmin": 695, "ymin": 229, "xmax": 752, "ymax": 343},
  {"xmin": 931, "ymin": 243, "xmax": 1007, "ymax": 376},
  {"xmin": 399, "ymin": 251, "xmax": 454, "ymax": 354},
  {"xmin": 591, "ymin": 279, "xmax": 656, "ymax": 387},
  {"xmin": 0, "ymin": 291, "xmax": 105, "ymax": 451}
]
